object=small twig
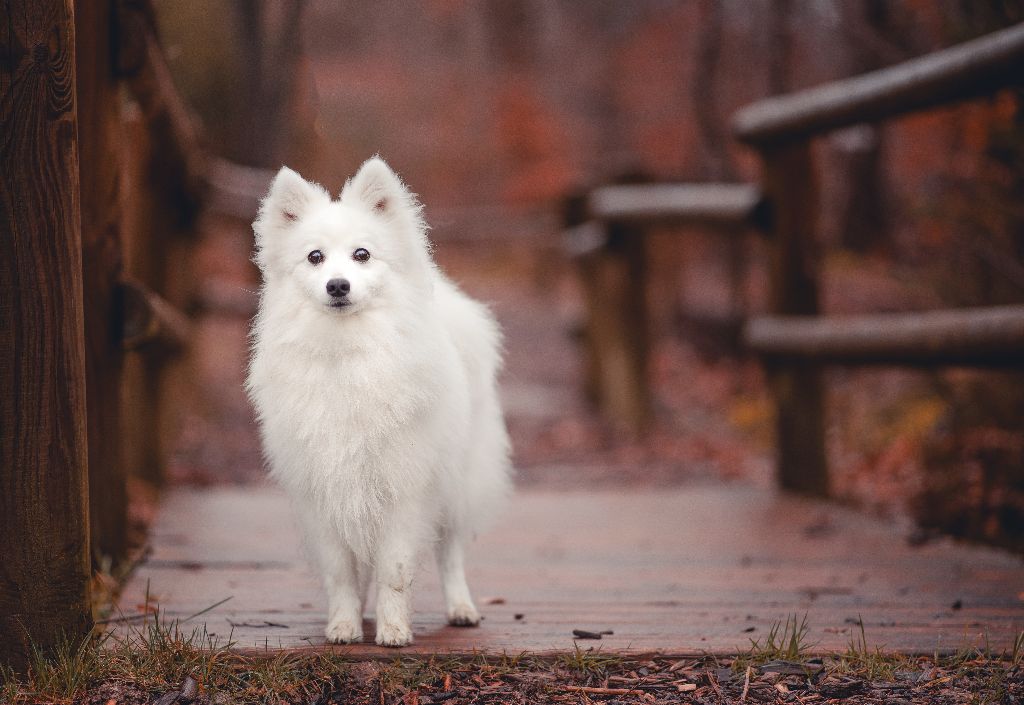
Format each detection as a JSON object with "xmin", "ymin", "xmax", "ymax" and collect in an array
[
  {"xmin": 740, "ymin": 665, "xmax": 752, "ymax": 702},
  {"xmin": 668, "ymin": 659, "xmax": 689, "ymax": 672},
  {"xmin": 226, "ymin": 619, "xmax": 289, "ymax": 628},
  {"xmin": 182, "ymin": 595, "xmax": 233, "ymax": 623},
  {"xmin": 572, "ymin": 629, "xmax": 611, "ymax": 639},
  {"xmin": 707, "ymin": 670, "xmax": 725, "ymax": 701},
  {"xmin": 566, "ymin": 686, "xmax": 644, "ymax": 695}
]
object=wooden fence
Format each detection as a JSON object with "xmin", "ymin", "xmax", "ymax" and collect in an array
[
  {"xmin": 0, "ymin": 0, "xmax": 200, "ymax": 669},
  {"xmin": 568, "ymin": 23, "xmax": 1024, "ymax": 494}
]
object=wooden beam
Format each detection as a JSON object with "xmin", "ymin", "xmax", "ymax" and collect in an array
[
  {"xmin": 120, "ymin": 280, "xmax": 191, "ymax": 353},
  {"xmin": 587, "ymin": 183, "xmax": 764, "ymax": 228},
  {"xmin": 0, "ymin": 0, "xmax": 93, "ymax": 670},
  {"xmin": 761, "ymin": 144, "xmax": 829, "ymax": 497},
  {"xmin": 734, "ymin": 23, "xmax": 1024, "ymax": 147},
  {"xmin": 745, "ymin": 305, "xmax": 1024, "ymax": 367},
  {"xmin": 76, "ymin": 0, "xmax": 129, "ymax": 568},
  {"xmin": 117, "ymin": 0, "xmax": 205, "ymax": 223}
]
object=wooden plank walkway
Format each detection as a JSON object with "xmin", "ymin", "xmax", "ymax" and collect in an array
[{"xmin": 114, "ymin": 484, "xmax": 1024, "ymax": 656}]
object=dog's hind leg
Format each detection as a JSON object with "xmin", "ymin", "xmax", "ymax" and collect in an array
[{"xmin": 436, "ymin": 527, "xmax": 480, "ymax": 627}]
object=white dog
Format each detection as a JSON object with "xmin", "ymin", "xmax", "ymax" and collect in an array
[{"xmin": 246, "ymin": 157, "xmax": 511, "ymax": 647}]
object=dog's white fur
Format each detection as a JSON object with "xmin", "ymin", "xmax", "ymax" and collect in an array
[{"xmin": 246, "ymin": 157, "xmax": 511, "ymax": 647}]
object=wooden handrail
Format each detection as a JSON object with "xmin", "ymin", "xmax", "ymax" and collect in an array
[
  {"xmin": 745, "ymin": 304, "xmax": 1024, "ymax": 367},
  {"xmin": 588, "ymin": 183, "xmax": 763, "ymax": 227},
  {"xmin": 734, "ymin": 22, "xmax": 1024, "ymax": 147}
]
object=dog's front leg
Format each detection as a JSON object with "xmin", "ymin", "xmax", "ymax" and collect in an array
[
  {"xmin": 374, "ymin": 517, "xmax": 418, "ymax": 647},
  {"xmin": 300, "ymin": 514, "xmax": 364, "ymax": 644}
]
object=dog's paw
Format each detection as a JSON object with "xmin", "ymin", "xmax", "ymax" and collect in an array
[
  {"xmin": 447, "ymin": 602, "xmax": 481, "ymax": 627},
  {"xmin": 325, "ymin": 619, "xmax": 363, "ymax": 644},
  {"xmin": 375, "ymin": 621, "xmax": 413, "ymax": 647}
]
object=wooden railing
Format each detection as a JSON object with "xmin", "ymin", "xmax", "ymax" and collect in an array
[
  {"xmin": 736, "ymin": 22, "xmax": 1024, "ymax": 496},
  {"xmin": 567, "ymin": 23, "xmax": 1024, "ymax": 492},
  {"xmin": 0, "ymin": 0, "xmax": 202, "ymax": 669},
  {"xmin": 564, "ymin": 183, "xmax": 765, "ymax": 433}
]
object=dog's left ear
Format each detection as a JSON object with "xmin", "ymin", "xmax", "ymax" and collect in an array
[{"xmin": 341, "ymin": 156, "xmax": 415, "ymax": 219}]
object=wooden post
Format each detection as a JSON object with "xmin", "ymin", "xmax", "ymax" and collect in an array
[
  {"xmin": 0, "ymin": 0, "xmax": 93, "ymax": 669},
  {"xmin": 565, "ymin": 192, "xmax": 652, "ymax": 434},
  {"xmin": 761, "ymin": 143, "xmax": 829, "ymax": 496},
  {"xmin": 76, "ymin": 0, "xmax": 128, "ymax": 566},
  {"xmin": 116, "ymin": 5, "xmax": 204, "ymax": 486},
  {"xmin": 575, "ymin": 229, "xmax": 651, "ymax": 435},
  {"xmin": 120, "ymin": 106, "xmax": 168, "ymax": 486}
]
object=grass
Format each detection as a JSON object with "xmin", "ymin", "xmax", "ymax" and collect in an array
[
  {"xmin": 554, "ymin": 643, "xmax": 624, "ymax": 679},
  {"xmin": 832, "ymin": 616, "xmax": 910, "ymax": 680},
  {"xmin": 733, "ymin": 612, "xmax": 814, "ymax": 672},
  {"xmin": 1, "ymin": 608, "xmax": 1021, "ymax": 704}
]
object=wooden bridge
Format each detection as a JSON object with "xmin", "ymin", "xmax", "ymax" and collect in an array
[
  {"xmin": 116, "ymin": 485, "xmax": 1024, "ymax": 656},
  {"xmin": 2, "ymin": 1, "xmax": 1023, "ymax": 671}
]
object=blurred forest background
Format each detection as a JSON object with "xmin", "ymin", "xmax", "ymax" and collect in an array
[{"xmin": 150, "ymin": 0, "xmax": 1024, "ymax": 552}]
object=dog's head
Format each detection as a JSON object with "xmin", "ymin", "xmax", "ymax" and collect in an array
[{"xmin": 253, "ymin": 157, "xmax": 432, "ymax": 314}]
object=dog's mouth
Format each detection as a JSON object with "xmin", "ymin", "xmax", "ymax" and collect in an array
[{"xmin": 327, "ymin": 299, "xmax": 352, "ymax": 309}]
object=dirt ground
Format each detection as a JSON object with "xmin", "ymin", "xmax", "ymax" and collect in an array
[{"xmin": 75, "ymin": 652, "xmax": 1024, "ymax": 705}]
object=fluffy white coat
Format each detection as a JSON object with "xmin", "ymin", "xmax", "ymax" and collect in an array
[{"xmin": 246, "ymin": 157, "xmax": 511, "ymax": 647}]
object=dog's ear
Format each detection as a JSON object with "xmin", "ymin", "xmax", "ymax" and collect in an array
[
  {"xmin": 340, "ymin": 156, "xmax": 415, "ymax": 219},
  {"xmin": 252, "ymin": 168, "xmax": 329, "ymax": 275},
  {"xmin": 259, "ymin": 167, "xmax": 327, "ymax": 227}
]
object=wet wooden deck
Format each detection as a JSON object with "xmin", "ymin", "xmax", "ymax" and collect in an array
[{"xmin": 114, "ymin": 484, "xmax": 1024, "ymax": 656}]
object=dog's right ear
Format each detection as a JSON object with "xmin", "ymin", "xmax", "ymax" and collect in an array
[
  {"xmin": 257, "ymin": 167, "xmax": 327, "ymax": 229},
  {"xmin": 253, "ymin": 168, "xmax": 329, "ymax": 275}
]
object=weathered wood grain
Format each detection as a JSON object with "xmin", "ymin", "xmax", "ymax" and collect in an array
[
  {"xmin": 0, "ymin": 0, "xmax": 93, "ymax": 670},
  {"xmin": 114, "ymin": 487, "xmax": 1024, "ymax": 656},
  {"xmin": 75, "ymin": 0, "xmax": 127, "ymax": 567}
]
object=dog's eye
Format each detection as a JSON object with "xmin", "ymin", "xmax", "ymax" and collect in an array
[
  {"xmin": 307, "ymin": 250, "xmax": 324, "ymax": 265},
  {"xmin": 352, "ymin": 248, "xmax": 371, "ymax": 263}
]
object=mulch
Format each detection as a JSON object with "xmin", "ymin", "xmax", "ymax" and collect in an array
[{"xmin": 78, "ymin": 653, "xmax": 1021, "ymax": 705}]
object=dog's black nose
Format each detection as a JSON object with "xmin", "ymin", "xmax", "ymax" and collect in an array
[{"xmin": 326, "ymin": 278, "xmax": 350, "ymax": 297}]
